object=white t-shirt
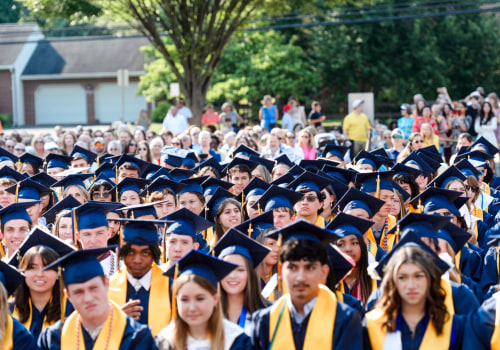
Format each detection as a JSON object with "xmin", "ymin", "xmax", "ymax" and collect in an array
[
  {"xmin": 163, "ymin": 113, "xmax": 188, "ymax": 135},
  {"xmin": 178, "ymin": 106, "xmax": 193, "ymax": 119}
]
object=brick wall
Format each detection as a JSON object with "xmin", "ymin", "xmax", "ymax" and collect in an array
[{"xmin": 0, "ymin": 70, "xmax": 13, "ymax": 115}]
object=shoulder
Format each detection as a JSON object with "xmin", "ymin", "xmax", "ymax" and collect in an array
[
  {"xmin": 223, "ymin": 319, "xmax": 248, "ymax": 347},
  {"xmin": 12, "ymin": 317, "xmax": 36, "ymax": 349},
  {"xmin": 38, "ymin": 320, "xmax": 63, "ymax": 349},
  {"xmin": 155, "ymin": 322, "xmax": 175, "ymax": 350},
  {"xmin": 121, "ymin": 316, "xmax": 156, "ymax": 349}
]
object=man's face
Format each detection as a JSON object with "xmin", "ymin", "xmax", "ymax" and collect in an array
[
  {"xmin": 282, "ymin": 258, "xmax": 329, "ymax": 306},
  {"xmin": 457, "ymin": 137, "xmax": 472, "ymax": 150},
  {"xmin": 374, "ymin": 189, "xmax": 394, "ymax": 218},
  {"xmin": 118, "ymin": 169, "xmax": 139, "ymax": 183},
  {"xmin": 71, "ymin": 159, "xmax": 89, "ymax": 170},
  {"xmin": 120, "ymin": 132, "xmax": 131, "ymax": 145},
  {"xmin": 355, "ymin": 104, "xmax": 364, "ymax": 113},
  {"xmin": 17, "ymin": 200, "xmax": 41, "ymax": 224},
  {"xmin": 66, "ymin": 276, "xmax": 109, "ymax": 322},
  {"xmin": 267, "ymin": 136, "xmax": 279, "ymax": 152},
  {"xmin": 273, "ymin": 209, "xmax": 293, "ymax": 228},
  {"xmin": 104, "ymin": 132, "xmax": 115, "ymax": 143},
  {"xmin": 166, "ymin": 233, "xmax": 198, "ymax": 264},
  {"xmin": 295, "ymin": 191, "xmax": 323, "ymax": 219},
  {"xmin": 230, "ymin": 170, "xmax": 251, "ymax": 195},
  {"xmin": 123, "ymin": 245, "xmax": 154, "ymax": 279},
  {"xmin": 77, "ymin": 226, "xmax": 109, "ymax": 249},
  {"xmin": 2, "ymin": 219, "xmax": 30, "ymax": 255}
]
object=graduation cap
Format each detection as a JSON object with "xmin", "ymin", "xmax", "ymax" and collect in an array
[
  {"xmin": 94, "ymin": 162, "xmax": 116, "ymax": 181},
  {"xmin": 164, "ymin": 207, "xmax": 213, "ymax": 240},
  {"xmin": 0, "ymin": 201, "xmax": 38, "ymax": 226},
  {"xmin": 326, "ymin": 212, "xmax": 373, "ymax": 237},
  {"xmin": 374, "ymin": 232, "xmax": 451, "ymax": 278},
  {"xmin": 115, "ymin": 219, "xmax": 167, "ymax": 246},
  {"xmin": 427, "ymin": 165, "xmax": 466, "ymax": 189},
  {"xmin": 194, "ymin": 157, "xmax": 225, "ymax": 177},
  {"xmin": 391, "ymin": 181, "xmax": 411, "ymax": 203},
  {"xmin": 73, "ymin": 201, "xmax": 124, "ymax": 232},
  {"xmin": 44, "ymin": 246, "xmax": 116, "ymax": 286},
  {"xmin": 212, "ymin": 228, "xmax": 270, "ymax": 268},
  {"xmin": 386, "ymin": 212, "xmax": 451, "ymax": 239},
  {"xmin": 234, "ymin": 210, "xmax": 274, "ymax": 239},
  {"xmin": 43, "ymin": 195, "xmax": 81, "ymax": 225},
  {"xmin": 315, "ymin": 171, "xmax": 349, "ymax": 199},
  {"xmin": 229, "ymin": 144, "xmax": 260, "ymax": 159},
  {"xmin": 141, "ymin": 176, "xmax": 185, "ymax": 197},
  {"xmin": 18, "ymin": 153, "xmax": 43, "ymax": 168},
  {"xmin": 265, "ymin": 219, "xmax": 342, "ymax": 244},
  {"xmin": 70, "ymin": 145, "xmax": 97, "ymax": 165},
  {"xmin": 415, "ymin": 151, "xmax": 442, "ymax": 172},
  {"xmin": 114, "ymin": 154, "xmax": 151, "ymax": 177},
  {"xmin": 118, "ymin": 201, "xmax": 159, "ymax": 219},
  {"xmin": 321, "ymin": 144, "xmax": 348, "ymax": 160},
  {"xmin": 274, "ymin": 154, "xmax": 294, "ymax": 168},
  {"xmin": 419, "ymin": 144, "xmax": 442, "ymax": 158},
  {"xmin": 401, "ymin": 152, "xmax": 434, "ymax": 177},
  {"xmin": 288, "ymin": 171, "xmax": 331, "ymax": 193},
  {"xmin": 270, "ymin": 173, "xmax": 296, "ymax": 188},
  {"xmin": 487, "ymin": 223, "xmax": 500, "ymax": 246},
  {"xmin": 161, "ymin": 148, "xmax": 198, "ymax": 169},
  {"xmin": 326, "ymin": 244, "xmax": 355, "ymax": 285},
  {"xmin": 0, "ymin": 148, "xmax": 18, "ymax": 163},
  {"xmin": 370, "ymin": 151, "xmax": 395, "ymax": 168},
  {"xmin": 0, "ymin": 166, "xmax": 27, "ymax": 182},
  {"xmin": 164, "ymin": 249, "xmax": 238, "ymax": 288},
  {"xmin": 370, "ymin": 147, "xmax": 391, "ymax": 159},
  {"xmin": 163, "ymin": 154, "xmax": 183, "ymax": 168},
  {"xmin": 249, "ymin": 155, "xmax": 275, "ymax": 173},
  {"xmin": 455, "ymin": 150, "xmax": 493, "ymax": 164},
  {"xmin": 409, "ymin": 187, "xmax": 465, "ymax": 216},
  {"xmin": 436, "ymin": 222, "xmax": 471, "ymax": 253},
  {"xmin": 321, "ymin": 165, "xmax": 357, "ymax": 185},
  {"xmin": 179, "ymin": 176, "xmax": 210, "ymax": 195},
  {"xmin": 223, "ymin": 157, "xmax": 259, "ymax": 174},
  {"xmin": 147, "ymin": 167, "xmax": 174, "ymax": 181},
  {"xmin": 333, "ymin": 187, "xmax": 385, "ymax": 219},
  {"xmin": 0, "ymin": 260, "xmax": 24, "ymax": 296},
  {"xmin": 8, "ymin": 227, "xmax": 76, "ymax": 268},
  {"xmin": 201, "ymin": 177, "xmax": 233, "ymax": 197},
  {"xmin": 355, "ymin": 171, "xmax": 394, "ymax": 196},
  {"xmin": 299, "ymin": 159, "xmax": 325, "ymax": 172},
  {"xmin": 111, "ymin": 177, "xmax": 150, "ymax": 198},
  {"xmin": 97, "ymin": 153, "xmax": 115, "ymax": 166},
  {"xmin": 353, "ymin": 150, "xmax": 384, "ymax": 170},
  {"xmin": 31, "ymin": 172, "xmax": 57, "ymax": 188},
  {"xmin": 93, "ymin": 172, "xmax": 115, "ymax": 186},
  {"xmin": 51, "ymin": 173, "xmax": 92, "ymax": 190},
  {"xmin": 391, "ymin": 163, "xmax": 422, "ymax": 179},
  {"xmin": 205, "ymin": 187, "xmax": 235, "ymax": 222},
  {"xmin": 454, "ymin": 159, "xmax": 480, "ymax": 179},
  {"xmin": 253, "ymin": 185, "xmax": 303, "ymax": 212},
  {"xmin": 240, "ymin": 177, "xmax": 270, "ymax": 200},
  {"xmin": 6, "ymin": 178, "xmax": 51, "ymax": 200},
  {"xmin": 471, "ymin": 136, "xmax": 499, "ymax": 156},
  {"xmin": 288, "ymin": 164, "xmax": 306, "ymax": 178},
  {"xmin": 169, "ymin": 168, "xmax": 196, "ymax": 182},
  {"xmin": 142, "ymin": 163, "xmax": 162, "ymax": 179}
]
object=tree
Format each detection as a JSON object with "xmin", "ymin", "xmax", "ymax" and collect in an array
[{"xmin": 1, "ymin": 0, "xmax": 21, "ymax": 23}]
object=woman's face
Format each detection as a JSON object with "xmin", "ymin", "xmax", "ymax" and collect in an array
[
  {"xmin": 40, "ymin": 194, "xmax": 50, "ymax": 211},
  {"xmin": 443, "ymin": 104, "xmax": 451, "ymax": 115},
  {"xmin": 321, "ymin": 189, "xmax": 333, "ymax": 215},
  {"xmin": 422, "ymin": 107, "xmax": 431, "ymax": 118},
  {"xmin": 394, "ymin": 263, "xmax": 429, "ymax": 307},
  {"xmin": 120, "ymin": 190, "xmax": 141, "ymax": 206},
  {"xmin": 34, "ymin": 138, "xmax": 44, "ymax": 151},
  {"xmin": 200, "ymin": 133, "xmax": 211, "ymax": 147},
  {"xmin": 66, "ymin": 186, "xmax": 86, "ymax": 204},
  {"xmin": 152, "ymin": 142, "xmax": 163, "ymax": 155},
  {"xmin": 179, "ymin": 192, "xmax": 204, "ymax": 216},
  {"xmin": 417, "ymin": 100, "xmax": 425, "ymax": 110},
  {"xmin": 57, "ymin": 216, "xmax": 73, "ymax": 242},
  {"xmin": 448, "ymin": 180, "xmax": 466, "ymax": 197},
  {"xmin": 0, "ymin": 185, "xmax": 15, "ymax": 207},
  {"xmin": 411, "ymin": 135, "xmax": 424, "ymax": 149},
  {"xmin": 221, "ymin": 254, "xmax": 248, "ymax": 296},
  {"xmin": 272, "ymin": 165, "xmax": 288, "ymax": 181},
  {"xmin": 134, "ymin": 130, "xmax": 145, "ymax": 142},
  {"xmin": 336, "ymin": 234, "xmax": 362, "ymax": 264},
  {"xmin": 21, "ymin": 163, "xmax": 35, "ymax": 177},
  {"xmin": 264, "ymin": 238, "xmax": 279, "ymax": 267},
  {"xmin": 389, "ymin": 194, "xmax": 401, "ymax": 217},
  {"xmin": 345, "ymin": 208, "xmax": 371, "ymax": 220},
  {"xmin": 298, "ymin": 132, "xmax": 310, "ymax": 145},
  {"xmin": 218, "ymin": 203, "xmax": 241, "ymax": 232},
  {"xmin": 245, "ymin": 195, "xmax": 261, "ymax": 219},
  {"xmin": 128, "ymin": 141, "xmax": 137, "ymax": 153},
  {"xmin": 106, "ymin": 212, "xmax": 121, "ymax": 238},
  {"xmin": 64, "ymin": 134, "xmax": 74, "ymax": 147},
  {"xmin": 138, "ymin": 143, "xmax": 149, "ymax": 158},
  {"xmin": 483, "ymin": 103, "xmax": 491, "ymax": 114},
  {"xmin": 24, "ymin": 255, "xmax": 58, "ymax": 294},
  {"xmin": 422, "ymin": 126, "xmax": 432, "ymax": 138},
  {"xmin": 177, "ymin": 280, "xmax": 218, "ymax": 329},
  {"xmin": 91, "ymin": 186, "xmax": 112, "ymax": 202},
  {"xmin": 251, "ymin": 168, "xmax": 264, "ymax": 181}
]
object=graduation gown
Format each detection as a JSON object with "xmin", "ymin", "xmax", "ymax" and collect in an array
[
  {"xmin": 480, "ymin": 247, "xmax": 500, "ymax": 294},
  {"xmin": 251, "ymin": 296, "xmax": 363, "ymax": 350},
  {"xmin": 7, "ymin": 317, "xmax": 36, "ymax": 349},
  {"xmin": 459, "ymin": 244, "xmax": 483, "ymax": 283},
  {"xmin": 463, "ymin": 292, "xmax": 500, "ymax": 350}
]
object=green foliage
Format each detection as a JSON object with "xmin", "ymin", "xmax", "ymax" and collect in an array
[
  {"xmin": 150, "ymin": 101, "xmax": 171, "ymax": 123},
  {"xmin": 0, "ymin": 1, "xmax": 21, "ymax": 23},
  {"xmin": 0, "ymin": 113, "xmax": 13, "ymax": 129}
]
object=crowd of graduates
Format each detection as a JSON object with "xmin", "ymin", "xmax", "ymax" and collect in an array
[{"xmin": 0, "ymin": 108, "xmax": 499, "ymax": 349}]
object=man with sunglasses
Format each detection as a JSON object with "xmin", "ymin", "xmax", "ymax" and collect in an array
[{"xmin": 387, "ymin": 128, "xmax": 405, "ymax": 161}]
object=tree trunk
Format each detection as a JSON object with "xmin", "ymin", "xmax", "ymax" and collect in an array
[{"xmin": 183, "ymin": 82, "xmax": 206, "ymax": 127}]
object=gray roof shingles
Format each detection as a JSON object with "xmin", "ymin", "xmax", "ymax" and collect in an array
[{"xmin": 0, "ymin": 23, "xmax": 38, "ymax": 66}]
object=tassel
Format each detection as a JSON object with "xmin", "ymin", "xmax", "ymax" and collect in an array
[
  {"xmin": 277, "ymin": 233, "xmax": 283, "ymax": 292},
  {"xmin": 241, "ymin": 192, "xmax": 244, "ymax": 209},
  {"xmin": 417, "ymin": 198, "xmax": 424, "ymax": 213},
  {"xmin": 257, "ymin": 202, "xmax": 261, "ymax": 215},
  {"xmin": 115, "ymin": 247, "xmax": 120, "ymax": 272},
  {"xmin": 172, "ymin": 263, "xmax": 179, "ymax": 319},
  {"xmin": 72, "ymin": 209, "xmax": 78, "ymax": 246},
  {"xmin": 162, "ymin": 223, "xmax": 167, "ymax": 264},
  {"xmin": 395, "ymin": 225, "xmax": 401, "ymax": 244},
  {"xmin": 247, "ymin": 223, "xmax": 253, "ymax": 238},
  {"xmin": 0, "ymin": 244, "xmax": 5, "ymax": 259},
  {"xmin": 14, "ymin": 182, "xmax": 20, "ymax": 202},
  {"xmin": 204, "ymin": 206, "xmax": 208, "ymax": 220},
  {"xmin": 375, "ymin": 173, "xmax": 380, "ymax": 199},
  {"xmin": 59, "ymin": 267, "xmax": 66, "ymax": 324}
]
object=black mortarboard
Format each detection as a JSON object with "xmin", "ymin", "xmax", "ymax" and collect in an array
[
  {"xmin": 249, "ymin": 155, "xmax": 275, "ymax": 173},
  {"xmin": 391, "ymin": 163, "xmax": 422, "ymax": 179},
  {"xmin": 436, "ymin": 222, "xmax": 471, "ymax": 253},
  {"xmin": 326, "ymin": 244, "xmax": 354, "ymax": 285},
  {"xmin": 265, "ymin": 219, "xmax": 342, "ymax": 244},
  {"xmin": 169, "ymin": 168, "xmax": 196, "ymax": 182},
  {"xmin": 321, "ymin": 144, "xmax": 349, "ymax": 160},
  {"xmin": 333, "ymin": 187, "xmax": 385, "ymax": 219},
  {"xmin": 471, "ymin": 136, "xmax": 499, "ymax": 156},
  {"xmin": 142, "ymin": 176, "xmax": 186, "ymax": 197},
  {"xmin": 111, "ymin": 177, "xmax": 150, "ymax": 198},
  {"xmin": 401, "ymin": 152, "xmax": 434, "ymax": 177},
  {"xmin": 19, "ymin": 153, "xmax": 43, "ymax": 168},
  {"xmin": 179, "ymin": 176, "xmax": 210, "ymax": 195},
  {"xmin": 0, "ymin": 148, "xmax": 18, "ymax": 163},
  {"xmin": 326, "ymin": 212, "xmax": 373, "ymax": 237},
  {"xmin": 114, "ymin": 154, "xmax": 151, "ymax": 177},
  {"xmin": 70, "ymin": 145, "xmax": 97, "ymax": 165},
  {"xmin": 6, "ymin": 178, "xmax": 51, "ymax": 200},
  {"xmin": 409, "ymin": 187, "xmax": 466, "ymax": 216},
  {"xmin": 212, "ymin": 228, "xmax": 270, "ymax": 267},
  {"xmin": 355, "ymin": 171, "xmax": 394, "ymax": 194},
  {"xmin": 288, "ymin": 171, "xmax": 331, "ymax": 193},
  {"xmin": 274, "ymin": 154, "xmax": 294, "ymax": 168},
  {"xmin": 43, "ymin": 195, "xmax": 81, "ymax": 225},
  {"xmin": 31, "ymin": 172, "xmax": 57, "ymax": 187},
  {"xmin": 0, "ymin": 166, "xmax": 26, "ymax": 182},
  {"xmin": 164, "ymin": 207, "xmax": 213, "ymax": 239},
  {"xmin": 427, "ymin": 165, "xmax": 466, "ymax": 189},
  {"xmin": 44, "ymin": 153, "xmax": 72, "ymax": 170},
  {"xmin": 194, "ymin": 157, "xmax": 225, "ymax": 177},
  {"xmin": 0, "ymin": 260, "xmax": 24, "ymax": 296},
  {"xmin": 454, "ymin": 159, "xmax": 480, "ymax": 179},
  {"xmin": 321, "ymin": 165, "xmax": 357, "ymax": 185},
  {"xmin": 223, "ymin": 157, "xmax": 259, "ymax": 173},
  {"xmin": 353, "ymin": 149, "xmax": 384, "ymax": 170}
]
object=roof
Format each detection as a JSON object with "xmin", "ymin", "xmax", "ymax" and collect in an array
[
  {"xmin": 0, "ymin": 23, "xmax": 39, "ymax": 66},
  {"xmin": 23, "ymin": 35, "xmax": 149, "ymax": 76}
]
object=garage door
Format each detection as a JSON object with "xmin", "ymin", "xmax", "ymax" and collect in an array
[
  {"xmin": 94, "ymin": 82, "xmax": 147, "ymax": 124},
  {"xmin": 34, "ymin": 84, "xmax": 86, "ymax": 125}
]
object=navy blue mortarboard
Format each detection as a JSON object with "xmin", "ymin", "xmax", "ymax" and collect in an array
[
  {"xmin": 321, "ymin": 165, "xmax": 357, "ymax": 185},
  {"xmin": 0, "ymin": 166, "xmax": 26, "ymax": 182},
  {"xmin": 164, "ymin": 208, "xmax": 213, "ymax": 240},
  {"xmin": 326, "ymin": 244, "xmax": 354, "ymax": 285},
  {"xmin": 409, "ymin": 187, "xmax": 466, "ymax": 216},
  {"xmin": 201, "ymin": 177, "xmax": 233, "ymax": 197},
  {"xmin": 114, "ymin": 154, "xmax": 151, "ymax": 177},
  {"xmin": 386, "ymin": 212, "xmax": 451, "ymax": 239},
  {"xmin": 229, "ymin": 144, "xmax": 259, "ymax": 159},
  {"xmin": 223, "ymin": 157, "xmax": 259, "ymax": 173},
  {"xmin": 0, "ymin": 201, "xmax": 38, "ymax": 226},
  {"xmin": 205, "ymin": 187, "xmax": 236, "ymax": 222},
  {"xmin": 326, "ymin": 212, "xmax": 373, "ymax": 238},
  {"xmin": 415, "ymin": 151, "xmax": 442, "ymax": 172},
  {"xmin": 95, "ymin": 162, "xmax": 116, "ymax": 181},
  {"xmin": 265, "ymin": 219, "xmax": 342, "ymax": 244},
  {"xmin": 374, "ymin": 232, "xmax": 451, "ymax": 278},
  {"xmin": 212, "ymin": 228, "xmax": 270, "ymax": 267},
  {"xmin": 164, "ymin": 249, "xmax": 238, "ymax": 287},
  {"xmin": 6, "ymin": 178, "xmax": 51, "ymax": 200},
  {"xmin": 73, "ymin": 201, "xmax": 124, "ymax": 231},
  {"xmin": 436, "ymin": 222, "xmax": 471, "ymax": 253},
  {"xmin": 333, "ymin": 187, "xmax": 385, "ymax": 219},
  {"xmin": 315, "ymin": 171, "xmax": 349, "ymax": 199},
  {"xmin": 119, "ymin": 201, "xmax": 159, "ymax": 219},
  {"xmin": 163, "ymin": 154, "xmax": 183, "ymax": 168},
  {"xmin": 391, "ymin": 163, "xmax": 422, "ymax": 179},
  {"xmin": 299, "ymin": 159, "xmax": 325, "ymax": 172},
  {"xmin": 111, "ymin": 177, "xmax": 150, "ymax": 198},
  {"xmin": 419, "ymin": 145, "xmax": 442, "ymax": 160},
  {"xmin": 194, "ymin": 157, "xmax": 225, "ymax": 177},
  {"xmin": 70, "ymin": 145, "xmax": 97, "ymax": 165},
  {"xmin": 142, "ymin": 163, "xmax": 162, "ymax": 179},
  {"xmin": 471, "ymin": 136, "xmax": 499, "ymax": 156},
  {"xmin": 162, "ymin": 148, "xmax": 198, "ymax": 169},
  {"xmin": 43, "ymin": 195, "xmax": 81, "ymax": 225},
  {"xmin": 179, "ymin": 176, "xmax": 209, "ymax": 195},
  {"xmin": 355, "ymin": 171, "xmax": 394, "ymax": 195},
  {"xmin": 8, "ymin": 227, "xmax": 76, "ymax": 268},
  {"xmin": 270, "ymin": 173, "xmax": 295, "ymax": 188},
  {"xmin": 454, "ymin": 159, "xmax": 480, "ymax": 179},
  {"xmin": 142, "ymin": 176, "xmax": 185, "ymax": 197},
  {"xmin": 51, "ymin": 173, "xmax": 92, "ymax": 190},
  {"xmin": 427, "ymin": 165, "xmax": 466, "ymax": 189},
  {"xmin": 274, "ymin": 154, "xmax": 294, "ymax": 168},
  {"xmin": 401, "ymin": 152, "xmax": 434, "ymax": 177},
  {"xmin": 44, "ymin": 246, "xmax": 116, "ymax": 285},
  {"xmin": 240, "ymin": 177, "xmax": 270, "ymax": 200},
  {"xmin": 146, "ymin": 167, "xmax": 174, "ymax": 181},
  {"xmin": 455, "ymin": 150, "xmax": 493, "ymax": 164},
  {"xmin": 353, "ymin": 150, "xmax": 384, "ymax": 170},
  {"xmin": 253, "ymin": 185, "xmax": 303, "ymax": 211},
  {"xmin": 234, "ymin": 210, "xmax": 274, "ymax": 239},
  {"xmin": 288, "ymin": 171, "xmax": 331, "ymax": 193},
  {"xmin": 169, "ymin": 168, "xmax": 196, "ymax": 182},
  {"xmin": 250, "ymin": 155, "xmax": 275, "ymax": 173},
  {"xmin": 31, "ymin": 172, "xmax": 57, "ymax": 187},
  {"xmin": 19, "ymin": 153, "xmax": 43, "ymax": 168},
  {"xmin": 0, "ymin": 148, "xmax": 18, "ymax": 163},
  {"xmin": 321, "ymin": 144, "xmax": 348, "ymax": 160},
  {"xmin": 93, "ymin": 172, "xmax": 115, "ymax": 186},
  {"xmin": 0, "ymin": 260, "xmax": 24, "ymax": 296},
  {"xmin": 97, "ymin": 153, "xmax": 115, "ymax": 166},
  {"xmin": 288, "ymin": 164, "xmax": 305, "ymax": 178},
  {"xmin": 116, "ymin": 219, "xmax": 165, "ymax": 245},
  {"xmin": 370, "ymin": 148, "xmax": 395, "ymax": 167},
  {"xmin": 391, "ymin": 181, "xmax": 411, "ymax": 203}
]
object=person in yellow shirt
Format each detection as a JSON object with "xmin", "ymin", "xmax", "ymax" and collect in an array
[{"xmin": 343, "ymin": 100, "xmax": 371, "ymax": 155}]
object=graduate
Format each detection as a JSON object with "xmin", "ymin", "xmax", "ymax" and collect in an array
[
  {"xmin": 38, "ymin": 247, "xmax": 156, "ymax": 349},
  {"xmin": 224, "ymin": 157, "xmax": 259, "ymax": 196},
  {"xmin": 252, "ymin": 219, "xmax": 363, "ymax": 350},
  {"xmin": 111, "ymin": 177, "xmax": 150, "ymax": 207},
  {"xmin": 51, "ymin": 173, "xmax": 92, "ymax": 204},
  {"xmin": 44, "ymin": 153, "xmax": 72, "ymax": 178},
  {"xmin": 5, "ymin": 177, "xmax": 51, "ymax": 226},
  {"xmin": 155, "ymin": 249, "xmax": 251, "ymax": 350},
  {"xmin": 238, "ymin": 177, "xmax": 270, "ymax": 220},
  {"xmin": 205, "ymin": 187, "xmax": 241, "ymax": 247},
  {"xmin": 212, "ymin": 228, "xmax": 270, "ymax": 335},
  {"xmin": 321, "ymin": 144, "xmax": 349, "ymax": 167},
  {"xmin": 69, "ymin": 145, "xmax": 97, "ymax": 173},
  {"xmin": 108, "ymin": 218, "xmax": 171, "ymax": 336},
  {"xmin": 252, "ymin": 185, "xmax": 302, "ymax": 228},
  {"xmin": 0, "ymin": 201, "xmax": 38, "ymax": 260},
  {"xmin": 352, "ymin": 149, "xmax": 384, "ymax": 173},
  {"xmin": 0, "ymin": 260, "xmax": 36, "ymax": 348}
]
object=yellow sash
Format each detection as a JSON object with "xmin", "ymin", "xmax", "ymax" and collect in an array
[
  {"xmin": 269, "ymin": 285, "xmax": 336, "ymax": 350},
  {"xmin": 12, "ymin": 298, "xmax": 55, "ymax": 333},
  {"xmin": 367, "ymin": 216, "xmax": 397, "ymax": 252},
  {"xmin": 2, "ymin": 316, "xmax": 13, "ymax": 350},
  {"xmin": 483, "ymin": 183, "xmax": 491, "ymax": 196},
  {"xmin": 108, "ymin": 264, "xmax": 171, "ymax": 335},
  {"xmin": 314, "ymin": 216, "xmax": 326, "ymax": 228},
  {"xmin": 441, "ymin": 278, "xmax": 454, "ymax": 315},
  {"xmin": 491, "ymin": 294, "xmax": 500, "ymax": 350},
  {"xmin": 61, "ymin": 301, "xmax": 127, "ymax": 350},
  {"xmin": 365, "ymin": 305, "xmax": 453, "ymax": 350}
]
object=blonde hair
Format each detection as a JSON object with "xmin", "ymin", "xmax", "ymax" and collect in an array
[
  {"xmin": 62, "ymin": 185, "xmax": 90, "ymax": 203},
  {"xmin": 0, "ymin": 284, "xmax": 9, "ymax": 344}
]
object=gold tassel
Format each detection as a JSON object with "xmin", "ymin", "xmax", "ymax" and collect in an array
[
  {"xmin": 375, "ymin": 173, "xmax": 381, "ymax": 199},
  {"xmin": 241, "ymin": 192, "xmax": 244, "ymax": 208},
  {"xmin": 277, "ymin": 233, "xmax": 283, "ymax": 292},
  {"xmin": 115, "ymin": 247, "xmax": 120, "ymax": 272},
  {"xmin": 204, "ymin": 206, "xmax": 208, "ymax": 220},
  {"xmin": 395, "ymin": 225, "xmax": 401, "ymax": 244},
  {"xmin": 0, "ymin": 244, "xmax": 5, "ymax": 259},
  {"xmin": 247, "ymin": 223, "xmax": 253, "ymax": 238},
  {"xmin": 59, "ymin": 266, "xmax": 65, "ymax": 324},
  {"xmin": 72, "ymin": 209, "xmax": 78, "ymax": 246},
  {"xmin": 257, "ymin": 202, "xmax": 261, "ymax": 215},
  {"xmin": 417, "ymin": 198, "xmax": 424, "ymax": 213},
  {"xmin": 162, "ymin": 223, "xmax": 167, "ymax": 264},
  {"xmin": 14, "ymin": 182, "xmax": 20, "ymax": 202},
  {"xmin": 172, "ymin": 263, "xmax": 179, "ymax": 319}
]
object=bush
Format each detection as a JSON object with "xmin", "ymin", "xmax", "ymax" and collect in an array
[
  {"xmin": 150, "ymin": 101, "xmax": 171, "ymax": 123},
  {"xmin": 0, "ymin": 113, "xmax": 12, "ymax": 129}
]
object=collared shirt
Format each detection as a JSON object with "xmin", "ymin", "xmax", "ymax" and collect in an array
[
  {"xmin": 287, "ymin": 294, "xmax": 317, "ymax": 324},
  {"xmin": 127, "ymin": 268, "xmax": 152, "ymax": 292}
]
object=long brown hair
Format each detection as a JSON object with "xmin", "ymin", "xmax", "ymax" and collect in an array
[
  {"xmin": 173, "ymin": 274, "xmax": 224, "ymax": 350},
  {"xmin": 376, "ymin": 246, "xmax": 448, "ymax": 334},
  {"xmin": 13, "ymin": 246, "xmax": 61, "ymax": 324},
  {"xmin": 214, "ymin": 198, "xmax": 241, "ymax": 243},
  {"xmin": 0, "ymin": 284, "xmax": 9, "ymax": 344}
]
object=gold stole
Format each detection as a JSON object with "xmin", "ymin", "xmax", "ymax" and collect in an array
[
  {"xmin": 491, "ymin": 294, "xmax": 500, "ymax": 350},
  {"xmin": 269, "ymin": 285, "xmax": 336, "ymax": 350},
  {"xmin": 205, "ymin": 226, "xmax": 215, "ymax": 248},
  {"xmin": 61, "ymin": 301, "xmax": 127, "ymax": 349},
  {"xmin": 483, "ymin": 183, "xmax": 491, "ymax": 196},
  {"xmin": 12, "ymin": 298, "xmax": 55, "ymax": 333},
  {"xmin": 367, "ymin": 215, "xmax": 397, "ymax": 252},
  {"xmin": 108, "ymin": 264, "xmax": 171, "ymax": 335},
  {"xmin": 0, "ymin": 244, "xmax": 5, "ymax": 259},
  {"xmin": 314, "ymin": 216, "xmax": 326, "ymax": 228},
  {"xmin": 441, "ymin": 278, "xmax": 454, "ymax": 314},
  {"xmin": 2, "ymin": 316, "xmax": 13, "ymax": 350}
]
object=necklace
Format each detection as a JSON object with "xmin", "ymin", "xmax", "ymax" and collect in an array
[
  {"xmin": 109, "ymin": 253, "xmax": 115, "ymax": 276},
  {"xmin": 76, "ymin": 303, "xmax": 114, "ymax": 350}
]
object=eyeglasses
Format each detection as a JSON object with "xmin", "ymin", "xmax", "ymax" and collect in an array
[
  {"xmin": 413, "ymin": 139, "xmax": 424, "ymax": 144},
  {"xmin": 300, "ymin": 135, "xmax": 310, "ymax": 138},
  {"xmin": 287, "ymin": 136, "xmax": 295, "ymax": 139},
  {"xmin": 138, "ymin": 147, "xmax": 148, "ymax": 151},
  {"xmin": 93, "ymin": 192, "xmax": 111, "ymax": 199},
  {"xmin": 172, "ymin": 142, "xmax": 181, "ymax": 146},
  {"xmin": 35, "ymin": 141, "xmax": 44, "ymax": 144},
  {"xmin": 301, "ymin": 195, "xmax": 318, "ymax": 202},
  {"xmin": 392, "ymin": 135, "xmax": 403, "ymax": 139},
  {"xmin": 465, "ymin": 185, "xmax": 480, "ymax": 192}
]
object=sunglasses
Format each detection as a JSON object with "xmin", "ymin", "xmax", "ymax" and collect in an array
[
  {"xmin": 392, "ymin": 135, "xmax": 403, "ymax": 139},
  {"xmin": 301, "ymin": 195, "xmax": 318, "ymax": 202},
  {"xmin": 172, "ymin": 142, "xmax": 181, "ymax": 146},
  {"xmin": 14, "ymin": 148, "xmax": 25, "ymax": 152},
  {"xmin": 138, "ymin": 147, "xmax": 148, "ymax": 151},
  {"xmin": 465, "ymin": 185, "xmax": 480, "ymax": 192},
  {"xmin": 413, "ymin": 140, "xmax": 424, "ymax": 144}
]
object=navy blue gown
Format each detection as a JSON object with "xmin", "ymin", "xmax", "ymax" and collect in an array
[{"xmin": 463, "ymin": 293, "xmax": 500, "ymax": 350}]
